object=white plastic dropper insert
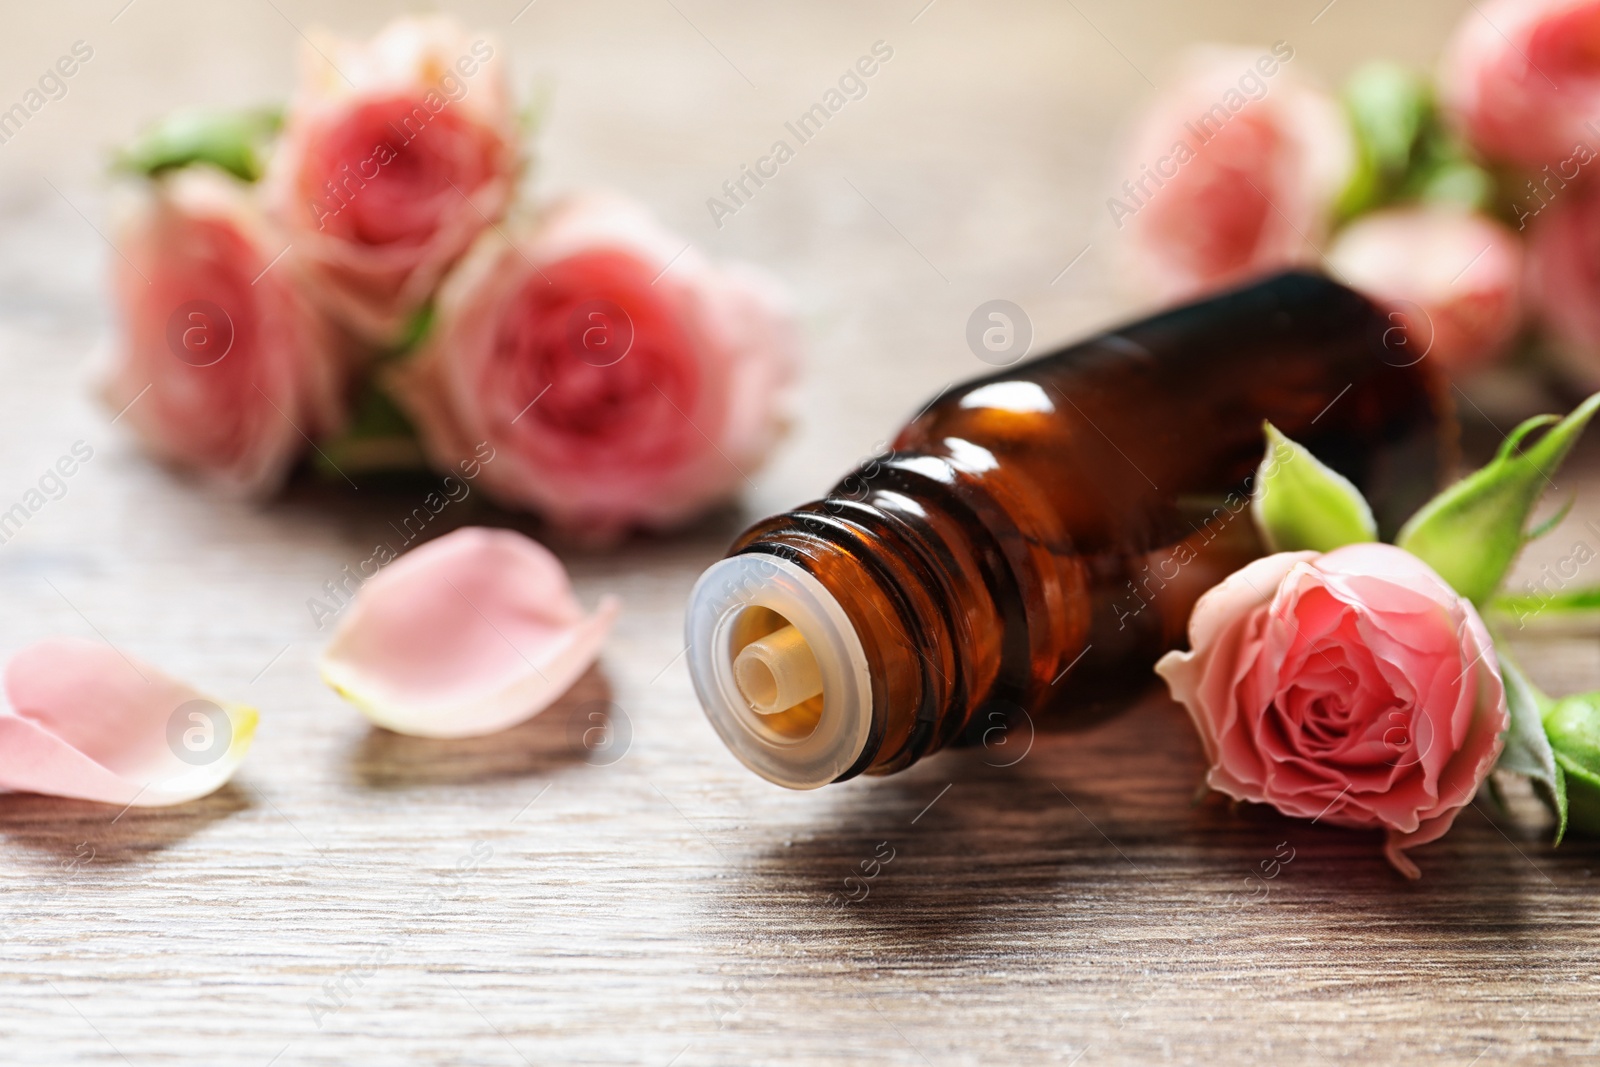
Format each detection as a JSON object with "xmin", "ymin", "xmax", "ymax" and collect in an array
[
  {"xmin": 685, "ymin": 554, "xmax": 873, "ymax": 789},
  {"xmin": 733, "ymin": 624, "xmax": 824, "ymax": 714}
]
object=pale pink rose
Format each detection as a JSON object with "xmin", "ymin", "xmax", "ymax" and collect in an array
[
  {"xmin": 1156, "ymin": 544, "xmax": 1507, "ymax": 879},
  {"xmin": 1527, "ymin": 180, "xmax": 1600, "ymax": 387},
  {"xmin": 102, "ymin": 167, "xmax": 345, "ymax": 495},
  {"xmin": 1327, "ymin": 206, "xmax": 1524, "ymax": 374},
  {"xmin": 1116, "ymin": 45, "xmax": 1353, "ymax": 302},
  {"xmin": 320, "ymin": 527, "xmax": 618, "ymax": 738},
  {"xmin": 265, "ymin": 17, "xmax": 521, "ymax": 342},
  {"xmin": 1441, "ymin": 0, "xmax": 1600, "ymax": 169},
  {"xmin": 0, "ymin": 637, "xmax": 256, "ymax": 807},
  {"xmin": 386, "ymin": 193, "xmax": 797, "ymax": 537}
]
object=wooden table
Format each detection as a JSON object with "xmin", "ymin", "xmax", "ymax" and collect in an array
[{"xmin": 4, "ymin": 1, "xmax": 1596, "ymax": 1063}]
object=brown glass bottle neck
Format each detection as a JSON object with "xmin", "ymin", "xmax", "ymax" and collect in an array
[{"xmin": 731, "ymin": 449, "xmax": 1055, "ymax": 778}]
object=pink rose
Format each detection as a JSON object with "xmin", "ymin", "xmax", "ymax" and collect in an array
[
  {"xmin": 1327, "ymin": 206, "xmax": 1524, "ymax": 374},
  {"xmin": 265, "ymin": 17, "xmax": 521, "ymax": 342},
  {"xmin": 387, "ymin": 193, "xmax": 796, "ymax": 537},
  {"xmin": 1441, "ymin": 0, "xmax": 1600, "ymax": 170},
  {"xmin": 1156, "ymin": 544, "xmax": 1507, "ymax": 878},
  {"xmin": 1115, "ymin": 45, "xmax": 1353, "ymax": 302},
  {"xmin": 102, "ymin": 167, "xmax": 344, "ymax": 494},
  {"xmin": 1527, "ymin": 180, "xmax": 1600, "ymax": 387}
]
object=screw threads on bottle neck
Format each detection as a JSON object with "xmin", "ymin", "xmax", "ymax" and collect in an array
[{"xmin": 732, "ymin": 468, "xmax": 1019, "ymax": 778}]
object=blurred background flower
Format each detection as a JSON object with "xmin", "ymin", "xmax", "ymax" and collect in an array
[
  {"xmin": 1327, "ymin": 204, "xmax": 1522, "ymax": 374},
  {"xmin": 387, "ymin": 192, "xmax": 796, "ymax": 538},
  {"xmin": 1114, "ymin": 15, "xmax": 1600, "ymax": 394},
  {"xmin": 101, "ymin": 166, "xmax": 345, "ymax": 494},
  {"xmin": 1114, "ymin": 44, "xmax": 1351, "ymax": 301},
  {"xmin": 265, "ymin": 17, "xmax": 523, "ymax": 344},
  {"xmin": 1439, "ymin": 0, "xmax": 1600, "ymax": 171}
]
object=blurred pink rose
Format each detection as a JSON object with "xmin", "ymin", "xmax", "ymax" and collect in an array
[
  {"xmin": 1327, "ymin": 206, "xmax": 1524, "ymax": 374},
  {"xmin": 1441, "ymin": 0, "xmax": 1600, "ymax": 170},
  {"xmin": 1116, "ymin": 44, "xmax": 1353, "ymax": 302},
  {"xmin": 1156, "ymin": 544, "xmax": 1507, "ymax": 879},
  {"xmin": 265, "ymin": 17, "xmax": 521, "ymax": 343},
  {"xmin": 102, "ymin": 167, "xmax": 344, "ymax": 494},
  {"xmin": 1527, "ymin": 180, "xmax": 1600, "ymax": 386},
  {"xmin": 386, "ymin": 193, "xmax": 796, "ymax": 537}
]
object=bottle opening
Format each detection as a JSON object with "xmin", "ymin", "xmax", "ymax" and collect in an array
[
  {"xmin": 730, "ymin": 614, "xmax": 825, "ymax": 734},
  {"xmin": 723, "ymin": 607, "xmax": 824, "ymax": 742},
  {"xmin": 685, "ymin": 554, "xmax": 874, "ymax": 789}
]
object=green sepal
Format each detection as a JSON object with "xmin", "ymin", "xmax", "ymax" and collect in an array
[
  {"xmin": 1413, "ymin": 158, "xmax": 1494, "ymax": 211},
  {"xmin": 394, "ymin": 303, "xmax": 437, "ymax": 356},
  {"xmin": 1544, "ymin": 691, "xmax": 1600, "ymax": 837},
  {"xmin": 1337, "ymin": 62, "xmax": 1430, "ymax": 220},
  {"xmin": 1527, "ymin": 495, "xmax": 1576, "ymax": 542},
  {"xmin": 1496, "ymin": 657, "xmax": 1567, "ymax": 843},
  {"xmin": 1554, "ymin": 752, "xmax": 1600, "ymax": 836},
  {"xmin": 520, "ymin": 76, "xmax": 555, "ymax": 142},
  {"xmin": 314, "ymin": 382, "xmax": 426, "ymax": 481},
  {"xmin": 1250, "ymin": 422, "xmax": 1378, "ymax": 553},
  {"xmin": 1395, "ymin": 391, "xmax": 1600, "ymax": 604},
  {"xmin": 116, "ymin": 106, "xmax": 282, "ymax": 183}
]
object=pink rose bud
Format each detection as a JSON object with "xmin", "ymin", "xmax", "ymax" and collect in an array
[
  {"xmin": 265, "ymin": 17, "xmax": 521, "ymax": 343},
  {"xmin": 386, "ymin": 193, "xmax": 797, "ymax": 538},
  {"xmin": 1441, "ymin": 0, "xmax": 1600, "ymax": 170},
  {"xmin": 1156, "ymin": 544, "xmax": 1508, "ymax": 879},
  {"xmin": 101, "ymin": 167, "xmax": 345, "ymax": 494},
  {"xmin": 1527, "ymin": 181, "xmax": 1600, "ymax": 387},
  {"xmin": 1114, "ymin": 44, "xmax": 1353, "ymax": 302},
  {"xmin": 1327, "ymin": 206, "xmax": 1524, "ymax": 374}
]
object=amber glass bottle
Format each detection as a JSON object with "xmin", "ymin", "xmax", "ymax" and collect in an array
[{"xmin": 686, "ymin": 272, "xmax": 1447, "ymax": 788}]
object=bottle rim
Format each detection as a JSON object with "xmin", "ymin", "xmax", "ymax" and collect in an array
[{"xmin": 685, "ymin": 553, "xmax": 873, "ymax": 789}]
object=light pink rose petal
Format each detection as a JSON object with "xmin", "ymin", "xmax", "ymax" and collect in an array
[
  {"xmin": 320, "ymin": 527, "xmax": 619, "ymax": 738},
  {"xmin": 1156, "ymin": 551, "xmax": 1313, "ymax": 795},
  {"xmin": 1385, "ymin": 612, "xmax": 1504, "ymax": 856},
  {"xmin": 0, "ymin": 637, "xmax": 257, "ymax": 806}
]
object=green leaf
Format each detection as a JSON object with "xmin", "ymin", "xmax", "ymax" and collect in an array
[
  {"xmin": 1491, "ymin": 583, "xmax": 1600, "ymax": 627},
  {"xmin": 1496, "ymin": 657, "xmax": 1567, "ymax": 843},
  {"xmin": 1250, "ymin": 422, "xmax": 1378, "ymax": 553},
  {"xmin": 116, "ymin": 106, "xmax": 282, "ymax": 183},
  {"xmin": 1395, "ymin": 391, "xmax": 1600, "ymax": 603}
]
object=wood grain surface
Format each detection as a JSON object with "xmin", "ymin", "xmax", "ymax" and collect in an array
[{"xmin": 2, "ymin": 1, "xmax": 1596, "ymax": 1064}]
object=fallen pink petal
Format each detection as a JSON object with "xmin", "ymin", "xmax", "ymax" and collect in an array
[
  {"xmin": 0, "ymin": 637, "xmax": 257, "ymax": 807},
  {"xmin": 319, "ymin": 527, "xmax": 619, "ymax": 738}
]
